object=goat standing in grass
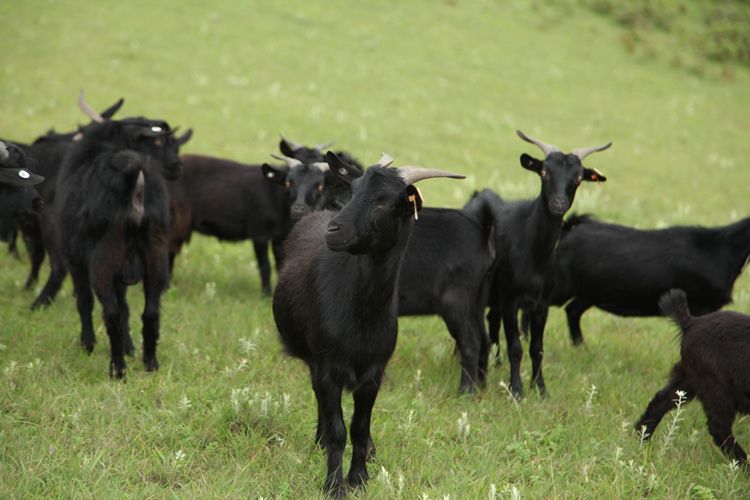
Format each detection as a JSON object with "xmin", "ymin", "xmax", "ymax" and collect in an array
[
  {"xmin": 636, "ymin": 289, "xmax": 750, "ymax": 464},
  {"xmin": 550, "ymin": 214, "xmax": 750, "ymax": 345},
  {"xmin": 486, "ymin": 130, "xmax": 610, "ymax": 398},
  {"xmin": 272, "ymin": 151, "xmax": 463, "ymax": 497}
]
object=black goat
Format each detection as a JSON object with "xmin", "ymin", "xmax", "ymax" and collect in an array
[
  {"xmin": 0, "ymin": 142, "xmax": 44, "ymax": 242},
  {"xmin": 635, "ymin": 289, "xmax": 750, "ymax": 464},
  {"xmin": 550, "ymin": 214, "xmax": 750, "ymax": 345},
  {"xmin": 29, "ymin": 95, "xmax": 190, "ymax": 310},
  {"xmin": 486, "ymin": 130, "xmax": 609, "ymax": 398},
  {"xmin": 262, "ymin": 136, "xmax": 363, "ymax": 221},
  {"xmin": 4, "ymin": 94, "xmax": 126, "ymax": 293},
  {"xmin": 397, "ymin": 198, "xmax": 496, "ymax": 394},
  {"xmin": 273, "ymin": 151, "xmax": 462, "ymax": 497},
  {"xmin": 56, "ymin": 109, "xmax": 185, "ymax": 378},
  {"xmin": 267, "ymin": 152, "xmax": 497, "ymax": 394},
  {"xmin": 167, "ymin": 153, "xmax": 288, "ymax": 295}
]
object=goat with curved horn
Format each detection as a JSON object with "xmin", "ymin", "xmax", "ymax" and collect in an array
[
  {"xmin": 77, "ymin": 90, "xmax": 105, "ymax": 124},
  {"xmin": 311, "ymin": 162, "xmax": 329, "ymax": 172},
  {"xmin": 314, "ymin": 141, "xmax": 335, "ymax": 151},
  {"xmin": 398, "ymin": 167, "xmax": 465, "ymax": 185},
  {"xmin": 516, "ymin": 130, "xmax": 559, "ymax": 157},
  {"xmin": 571, "ymin": 142, "xmax": 613, "ymax": 161},
  {"xmin": 270, "ymin": 153, "xmax": 303, "ymax": 168}
]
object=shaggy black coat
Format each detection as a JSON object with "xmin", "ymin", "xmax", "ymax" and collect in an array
[
  {"xmin": 551, "ymin": 214, "xmax": 750, "ymax": 345},
  {"xmin": 55, "ymin": 117, "xmax": 182, "ymax": 378},
  {"xmin": 272, "ymin": 152, "xmax": 462, "ymax": 497},
  {"xmin": 635, "ymin": 289, "xmax": 750, "ymax": 464}
]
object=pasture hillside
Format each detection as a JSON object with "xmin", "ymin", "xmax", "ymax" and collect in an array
[{"xmin": 1, "ymin": 1, "xmax": 749, "ymax": 498}]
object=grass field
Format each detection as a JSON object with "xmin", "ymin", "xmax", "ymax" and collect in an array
[{"xmin": 2, "ymin": 1, "xmax": 750, "ymax": 498}]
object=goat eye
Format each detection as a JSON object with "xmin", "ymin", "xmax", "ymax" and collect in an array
[
  {"xmin": 317, "ymin": 184, "xmax": 324, "ymax": 192},
  {"xmin": 284, "ymin": 180, "xmax": 291, "ymax": 189},
  {"xmin": 540, "ymin": 170, "xmax": 547, "ymax": 177},
  {"xmin": 154, "ymin": 137, "xmax": 164, "ymax": 146}
]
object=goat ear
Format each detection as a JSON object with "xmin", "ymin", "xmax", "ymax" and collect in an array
[
  {"xmin": 326, "ymin": 151, "xmax": 362, "ymax": 184},
  {"xmin": 262, "ymin": 163, "xmax": 288, "ymax": 185},
  {"xmin": 520, "ymin": 153, "xmax": 543, "ymax": 174},
  {"xmin": 279, "ymin": 138, "xmax": 297, "ymax": 157},
  {"xmin": 582, "ymin": 167, "xmax": 606, "ymax": 182},
  {"xmin": 405, "ymin": 185, "xmax": 423, "ymax": 212}
]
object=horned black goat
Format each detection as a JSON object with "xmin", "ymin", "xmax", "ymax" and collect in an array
[
  {"xmin": 485, "ymin": 130, "xmax": 609, "ymax": 398},
  {"xmin": 272, "ymin": 151, "xmax": 463, "ymax": 497}
]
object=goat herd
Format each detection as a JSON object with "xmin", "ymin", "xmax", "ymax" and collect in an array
[{"xmin": 1, "ymin": 92, "xmax": 748, "ymax": 496}]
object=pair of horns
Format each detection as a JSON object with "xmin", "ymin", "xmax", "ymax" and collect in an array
[
  {"xmin": 516, "ymin": 130, "xmax": 612, "ymax": 160},
  {"xmin": 280, "ymin": 135, "xmax": 334, "ymax": 152}
]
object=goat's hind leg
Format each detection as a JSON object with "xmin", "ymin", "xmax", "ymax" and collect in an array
[
  {"xmin": 565, "ymin": 298, "xmax": 591, "ymax": 346},
  {"xmin": 703, "ymin": 395, "xmax": 747, "ymax": 464}
]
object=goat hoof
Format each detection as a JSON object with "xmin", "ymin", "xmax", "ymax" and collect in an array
[
  {"xmin": 322, "ymin": 480, "xmax": 345, "ymax": 499},
  {"xmin": 81, "ymin": 339, "xmax": 95, "ymax": 354},
  {"xmin": 109, "ymin": 361, "xmax": 127, "ymax": 380},
  {"xmin": 144, "ymin": 356, "xmax": 159, "ymax": 372},
  {"xmin": 347, "ymin": 466, "xmax": 368, "ymax": 488}
]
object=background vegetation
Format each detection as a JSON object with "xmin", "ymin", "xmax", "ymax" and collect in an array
[{"xmin": 1, "ymin": 0, "xmax": 749, "ymax": 497}]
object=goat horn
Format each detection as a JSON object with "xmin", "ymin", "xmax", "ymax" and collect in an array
[
  {"xmin": 0, "ymin": 141, "xmax": 8, "ymax": 161},
  {"xmin": 516, "ymin": 130, "xmax": 559, "ymax": 157},
  {"xmin": 311, "ymin": 162, "xmax": 329, "ymax": 172},
  {"xmin": 398, "ymin": 166, "xmax": 465, "ymax": 185},
  {"xmin": 571, "ymin": 142, "xmax": 613, "ymax": 161},
  {"xmin": 77, "ymin": 90, "xmax": 105, "ymax": 123},
  {"xmin": 279, "ymin": 134, "xmax": 303, "ymax": 152},
  {"xmin": 270, "ymin": 153, "xmax": 302, "ymax": 168},
  {"xmin": 314, "ymin": 141, "xmax": 335, "ymax": 151},
  {"xmin": 377, "ymin": 153, "xmax": 394, "ymax": 168}
]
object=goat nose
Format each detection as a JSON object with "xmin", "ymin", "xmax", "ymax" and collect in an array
[
  {"xmin": 291, "ymin": 203, "xmax": 307, "ymax": 214},
  {"xmin": 549, "ymin": 197, "xmax": 569, "ymax": 215}
]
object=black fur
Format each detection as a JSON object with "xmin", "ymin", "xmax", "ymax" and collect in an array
[
  {"xmin": 0, "ymin": 143, "xmax": 44, "ymax": 244},
  {"xmin": 272, "ymin": 151, "xmax": 462, "ymax": 497},
  {"xmin": 167, "ymin": 154, "xmax": 290, "ymax": 296},
  {"xmin": 55, "ymin": 117, "xmax": 184, "ymax": 378},
  {"xmin": 551, "ymin": 214, "xmax": 750, "ymax": 345},
  {"xmin": 635, "ymin": 289, "xmax": 750, "ymax": 464},
  {"xmin": 484, "ymin": 148, "xmax": 607, "ymax": 399}
]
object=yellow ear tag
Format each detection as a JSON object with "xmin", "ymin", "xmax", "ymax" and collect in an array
[{"xmin": 408, "ymin": 187, "xmax": 424, "ymax": 221}]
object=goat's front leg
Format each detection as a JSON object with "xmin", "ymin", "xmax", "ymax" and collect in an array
[
  {"xmin": 502, "ymin": 305, "xmax": 523, "ymax": 399},
  {"xmin": 527, "ymin": 306, "xmax": 549, "ymax": 397},
  {"xmin": 634, "ymin": 372, "xmax": 694, "ymax": 440},
  {"xmin": 348, "ymin": 376, "xmax": 381, "ymax": 489},
  {"xmin": 317, "ymin": 376, "xmax": 346, "ymax": 499}
]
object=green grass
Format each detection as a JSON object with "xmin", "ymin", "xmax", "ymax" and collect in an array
[{"xmin": 1, "ymin": 0, "xmax": 750, "ymax": 497}]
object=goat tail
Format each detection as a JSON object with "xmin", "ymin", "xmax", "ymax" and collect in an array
[{"xmin": 658, "ymin": 288, "xmax": 693, "ymax": 332}]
